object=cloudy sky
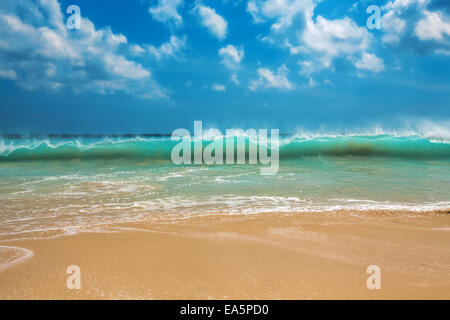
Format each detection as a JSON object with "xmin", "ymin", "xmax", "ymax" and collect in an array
[{"xmin": 0, "ymin": 0, "xmax": 449, "ymax": 133}]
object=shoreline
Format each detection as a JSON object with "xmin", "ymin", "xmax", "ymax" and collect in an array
[
  {"xmin": 0, "ymin": 246, "xmax": 34, "ymax": 273},
  {"xmin": 0, "ymin": 210, "xmax": 449, "ymax": 299}
]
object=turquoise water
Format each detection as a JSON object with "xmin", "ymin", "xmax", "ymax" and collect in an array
[{"xmin": 0, "ymin": 134, "xmax": 449, "ymax": 240}]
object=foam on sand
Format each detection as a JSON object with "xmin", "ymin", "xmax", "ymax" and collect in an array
[{"xmin": 0, "ymin": 246, "xmax": 34, "ymax": 273}]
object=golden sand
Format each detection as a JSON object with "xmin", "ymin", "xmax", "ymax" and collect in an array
[{"xmin": 0, "ymin": 210, "xmax": 449, "ymax": 299}]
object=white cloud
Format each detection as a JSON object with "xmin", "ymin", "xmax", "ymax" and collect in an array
[
  {"xmin": 149, "ymin": 0, "xmax": 183, "ymax": 26},
  {"xmin": 130, "ymin": 44, "xmax": 146, "ymax": 56},
  {"xmin": 148, "ymin": 35, "xmax": 187, "ymax": 60},
  {"xmin": 194, "ymin": 4, "xmax": 228, "ymax": 40},
  {"xmin": 298, "ymin": 60, "xmax": 314, "ymax": 76},
  {"xmin": 383, "ymin": 0, "xmax": 429, "ymax": 11},
  {"xmin": 379, "ymin": 0, "xmax": 418, "ymax": 45},
  {"xmin": 380, "ymin": 0, "xmax": 450, "ymax": 53},
  {"xmin": 246, "ymin": 1, "xmax": 264, "ymax": 23},
  {"xmin": 355, "ymin": 53, "xmax": 385, "ymax": 73},
  {"xmin": 415, "ymin": 11, "xmax": 450, "ymax": 41},
  {"xmin": 249, "ymin": 64, "xmax": 292, "ymax": 91},
  {"xmin": 103, "ymin": 54, "xmax": 150, "ymax": 80},
  {"xmin": 0, "ymin": 0, "xmax": 166, "ymax": 98},
  {"xmin": 246, "ymin": 0, "xmax": 314, "ymax": 30},
  {"xmin": 247, "ymin": 0, "xmax": 373, "ymax": 75},
  {"xmin": 301, "ymin": 16, "xmax": 372, "ymax": 69},
  {"xmin": 380, "ymin": 0, "xmax": 423, "ymax": 44},
  {"xmin": 212, "ymin": 83, "xmax": 226, "ymax": 91},
  {"xmin": 219, "ymin": 44, "xmax": 244, "ymax": 69},
  {"xmin": 381, "ymin": 13, "xmax": 406, "ymax": 44}
]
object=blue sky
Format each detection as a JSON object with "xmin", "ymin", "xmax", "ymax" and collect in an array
[{"xmin": 0, "ymin": 0, "xmax": 449, "ymax": 133}]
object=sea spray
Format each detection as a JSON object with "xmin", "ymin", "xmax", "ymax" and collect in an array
[{"xmin": 1, "ymin": 133, "xmax": 449, "ymax": 161}]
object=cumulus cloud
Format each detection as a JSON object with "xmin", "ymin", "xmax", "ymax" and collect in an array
[
  {"xmin": 148, "ymin": 35, "xmax": 187, "ymax": 60},
  {"xmin": 194, "ymin": 4, "xmax": 228, "ymax": 40},
  {"xmin": 301, "ymin": 16, "xmax": 372, "ymax": 70},
  {"xmin": 380, "ymin": 0, "xmax": 422, "ymax": 44},
  {"xmin": 380, "ymin": 0, "xmax": 450, "ymax": 54},
  {"xmin": 130, "ymin": 44, "xmax": 146, "ymax": 56},
  {"xmin": 355, "ymin": 53, "xmax": 385, "ymax": 73},
  {"xmin": 212, "ymin": 83, "xmax": 226, "ymax": 91},
  {"xmin": 246, "ymin": 0, "xmax": 314, "ymax": 30},
  {"xmin": 0, "ymin": 0, "xmax": 166, "ymax": 99},
  {"xmin": 249, "ymin": 64, "xmax": 292, "ymax": 91},
  {"xmin": 246, "ymin": 1, "xmax": 265, "ymax": 23},
  {"xmin": 247, "ymin": 0, "xmax": 373, "ymax": 76},
  {"xmin": 298, "ymin": 60, "xmax": 315, "ymax": 76},
  {"xmin": 380, "ymin": 9, "xmax": 407, "ymax": 44},
  {"xmin": 219, "ymin": 44, "xmax": 244, "ymax": 69},
  {"xmin": 149, "ymin": 0, "xmax": 184, "ymax": 27},
  {"xmin": 415, "ymin": 10, "xmax": 450, "ymax": 40}
]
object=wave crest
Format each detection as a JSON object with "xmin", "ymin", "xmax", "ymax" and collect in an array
[{"xmin": 1, "ymin": 133, "xmax": 449, "ymax": 161}]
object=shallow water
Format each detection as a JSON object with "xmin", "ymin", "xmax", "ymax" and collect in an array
[{"xmin": 0, "ymin": 134, "xmax": 449, "ymax": 240}]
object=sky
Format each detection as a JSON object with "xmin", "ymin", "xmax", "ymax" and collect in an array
[{"xmin": 0, "ymin": 0, "xmax": 449, "ymax": 134}]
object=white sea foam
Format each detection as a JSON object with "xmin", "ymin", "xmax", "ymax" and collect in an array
[
  {"xmin": 0, "ymin": 246, "xmax": 34, "ymax": 273},
  {"xmin": 0, "ymin": 195, "xmax": 448, "ymax": 241},
  {"xmin": 288, "ymin": 120, "xmax": 450, "ymax": 144}
]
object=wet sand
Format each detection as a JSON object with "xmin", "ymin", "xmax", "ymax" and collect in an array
[{"xmin": 0, "ymin": 210, "xmax": 449, "ymax": 299}]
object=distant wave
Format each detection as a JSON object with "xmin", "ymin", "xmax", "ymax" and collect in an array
[
  {"xmin": 279, "ymin": 135, "xmax": 450, "ymax": 159},
  {"xmin": 1, "ymin": 133, "xmax": 449, "ymax": 161}
]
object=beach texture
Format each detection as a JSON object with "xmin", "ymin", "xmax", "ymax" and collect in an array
[{"xmin": 1, "ymin": 210, "xmax": 449, "ymax": 299}]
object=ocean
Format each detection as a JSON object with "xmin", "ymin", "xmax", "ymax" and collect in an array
[{"xmin": 0, "ymin": 132, "xmax": 449, "ymax": 241}]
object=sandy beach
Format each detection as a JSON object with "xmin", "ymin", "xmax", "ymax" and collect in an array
[
  {"xmin": 0, "ymin": 210, "xmax": 449, "ymax": 300},
  {"xmin": 2, "ymin": 0, "xmax": 450, "ymax": 305}
]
